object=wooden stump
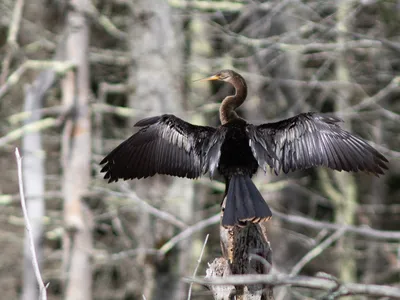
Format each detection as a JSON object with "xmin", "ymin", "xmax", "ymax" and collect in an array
[{"xmin": 206, "ymin": 203, "xmax": 274, "ymax": 300}]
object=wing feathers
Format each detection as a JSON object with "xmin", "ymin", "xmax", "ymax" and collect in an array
[
  {"xmin": 248, "ymin": 113, "xmax": 388, "ymax": 176},
  {"xmin": 100, "ymin": 114, "xmax": 217, "ymax": 182}
]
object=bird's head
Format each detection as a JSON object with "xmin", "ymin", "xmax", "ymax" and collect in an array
[{"xmin": 197, "ymin": 69, "xmax": 236, "ymax": 83}]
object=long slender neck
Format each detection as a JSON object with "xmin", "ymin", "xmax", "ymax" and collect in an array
[{"xmin": 219, "ymin": 75, "xmax": 247, "ymax": 124}]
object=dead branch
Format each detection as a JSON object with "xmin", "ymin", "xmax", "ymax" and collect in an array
[
  {"xmin": 0, "ymin": 191, "xmax": 63, "ymax": 206},
  {"xmin": 0, "ymin": 117, "xmax": 62, "ymax": 148},
  {"xmin": 290, "ymin": 228, "xmax": 346, "ymax": 276},
  {"xmin": 272, "ymin": 209, "xmax": 400, "ymax": 241},
  {"xmin": 86, "ymin": 3, "xmax": 127, "ymax": 40},
  {"xmin": 91, "ymin": 103, "xmax": 138, "ymax": 118},
  {"xmin": 108, "ymin": 248, "xmax": 162, "ymax": 262},
  {"xmin": 0, "ymin": 0, "xmax": 25, "ymax": 84},
  {"xmin": 342, "ymin": 76, "xmax": 400, "ymax": 113},
  {"xmin": 8, "ymin": 105, "xmax": 65, "ymax": 124},
  {"xmin": 187, "ymin": 234, "xmax": 209, "ymax": 300},
  {"xmin": 187, "ymin": 272, "xmax": 400, "ymax": 299},
  {"xmin": 170, "ymin": 0, "xmax": 271, "ymax": 12},
  {"xmin": 159, "ymin": 214, "xmax": 219, "ymax": 255},
  {"xmin": 100, "ymin": 185, "xmax": 188, "ymax": 229},
  {"xmin": 89, "ymin": 48, "xmax": 130, "ymax": 65},
  {"xmin": 0, "ymin": 60, "xmax": 75, "ymax": 100}
]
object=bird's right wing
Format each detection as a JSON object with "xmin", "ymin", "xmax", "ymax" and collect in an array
[
  {"xmin": 247, "ymin": 112, "xmax": 388, "ymax": 175},
  {"xmin": 100, "ymin": 114, "xmax": 220, "ymax": 182}
]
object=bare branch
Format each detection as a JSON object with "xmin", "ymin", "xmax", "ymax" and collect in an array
[
  {"xmin": 91, "ymin": 103, "xmax": 138, "ymax": 118},
  {"xmin": 89, "ymin": 48, "xmax": 130, "ymax": 65},
  {"xmin": 169, "ymin": 0, "xmax": 243, "ymax": 11},
  {"xmin": 0, "ymin": 0, "xmax": 25, "ymax": 84},
  {"xmin": 272, "ymin": 209, "xmax": 400, "ymax": 241},
  {"xmin": 86, "ymin": 3, "xmax": 127, "ymax": 40},
  {"xmin": 0, "ymin": 117, "xmax": 61, "ymax": 148},
  {"xmin": 101, "ymin": 186, "xmax": 189, "ymax": 229},
  {"xmin": 185, "ymin": 272, "xmax": 400, "ymax": 299},
  {"xmin": 0, "ymin": 60, "xmax": 75, "ymax": 100},
  {"xmin": 5, "ymin": 0, "xmax": 24, "ymax": 47},
  {"xmin": 109, "ymin": 248, "xmax": 161, "ymax": 262},
  {"xmin": 290, "ymin": 228, "xmax": 346, "ymax": 276},
  {"xmin": 159, "ymin": 214, "xmax": 219, "ymax": 255},
  {"xmin": 15, "ymin": 148, "xmax": 47, "ymax": 300},
  {"xmin": 0, "ymin": 191, "xmax": 63, "ymax": 205},
  {"xmin": 342, "ymin": 76, "xmax": 400, "ymax": 113},
  {"xmin": 365, "ymin": 140, "xmax": 400, "ymax": 159},
  {"xmin": 8, "ymin": 105, "xmax": 65, "ymax": 124},
  {"xmin": 187, "ymin": 234, "xmax": 209, "ymax": 300}
]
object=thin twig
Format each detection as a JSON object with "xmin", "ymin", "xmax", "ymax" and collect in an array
[
  {"xmin": 98, "ymin": 187, "xmax": 218, "ymax": 254},
  {"xmin": 187, "ymin": 234, "xmax": 209, "ymax": 300},
  {"xmin": 272, "ymin": 209, "xmax": 400, "ymax": 241},
  {"xmin": 15, "ymin": 148, "xmax": 47, "ymax": 300},
  {"xmin": 342, "ymin": 76, "xmax": 400, "ymax": 113},
  {"xmin": 98, "ymin": 186, "xmax": 188, "ymax": 229},
  {"xmin": 109, "ymin": 248, "xmax": 161, "ymax": 261},
  {"xmin": 159, "ymin": 214, "xmax": 219, "ymax": 255},
  {"xmin": 290, "ymin": 228, "xmax": 346, "ymax": 276}
]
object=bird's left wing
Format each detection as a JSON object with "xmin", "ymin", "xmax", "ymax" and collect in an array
[
  {"xmin": 246, "ymin": 112, "xmax": 388, "ymax": 175},
  {"xmin": 100, "ymin": 114, "xmax": 218, "ymax": 182}
]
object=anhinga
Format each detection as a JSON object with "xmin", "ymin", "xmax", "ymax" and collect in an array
[{"xmin": 100, "ymin": 70, "xmax": 388, "ymax": 226}]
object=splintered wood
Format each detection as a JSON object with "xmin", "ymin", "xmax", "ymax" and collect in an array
[{"xmin": 205, "ymin": 202, "xmax": 274, "ymax": 300}]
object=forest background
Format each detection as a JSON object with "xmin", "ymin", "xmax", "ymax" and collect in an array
[{"xmin": 0, "ymin": 0, "xmax": 399, "ymax": 299}]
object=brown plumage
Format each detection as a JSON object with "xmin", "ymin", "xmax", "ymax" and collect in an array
[{"xmin": 100, "ymin": 69, "xmax": 388, "ymax": 226}]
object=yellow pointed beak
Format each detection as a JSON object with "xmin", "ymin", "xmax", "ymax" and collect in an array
[{"xmin": 194, "ymin": 74, "xmax": 220, "ymax": 82}]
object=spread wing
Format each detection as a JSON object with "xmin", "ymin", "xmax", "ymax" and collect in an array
[
  {"xmin": 247, "ymin": 113, "xmax": 388, "ymax": 175},
  {"xmin": 100, "ymin": 114, "xmax": 219, "ymax": 182}
]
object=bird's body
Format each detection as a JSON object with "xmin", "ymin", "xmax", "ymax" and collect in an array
[
  {"xmin": 101, "ymin": 70, "xmax": 388, "ymax": 226},
  {"xmin": 218, "ymin": 119, "xmax": 258, "ymax": 178}
]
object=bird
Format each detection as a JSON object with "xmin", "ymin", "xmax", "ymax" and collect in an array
[{"xmin": 100, "ymin": 69, "xmax": 388, "ymax": 226}]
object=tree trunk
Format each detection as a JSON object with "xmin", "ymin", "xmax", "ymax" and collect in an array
[
  {"xmin": 207, "ymin": 218, "xmax": 273, "ymax": 300},
  {"xmin": 61, "ymin": 1, "xmax": 92, "ymax": 299},
  {"xmin": 334, "ymin": 0, "xmax": 357, "ymax": 288},
  {"xmin": 363, "ymin": 118, "xmax": 385, "ymax": 286},
  {"xmin": 128, "ymin": 1, "xmax": 193, "ymax": 299},
  {"xmin": 21, "ymin": 81, "xmax": 45, "ymax": 300}
]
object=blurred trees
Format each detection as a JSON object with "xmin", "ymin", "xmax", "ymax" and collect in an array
[
  {"xmin": 0, "ymin": 0, "xmax": 399, "ymax": 299},
  {"xmin": 61, "ymin": 1, "xmax": 92, "ymax": 299}
]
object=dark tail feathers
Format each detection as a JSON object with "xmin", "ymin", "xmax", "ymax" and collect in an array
[{"xmin": 222, "ymin": 175, "xmax": 272, "ymax": 226}]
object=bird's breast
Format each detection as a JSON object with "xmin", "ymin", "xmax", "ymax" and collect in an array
[{"xmin": 217, "ymin": 123, "xmax": 258, "ymax": 177}]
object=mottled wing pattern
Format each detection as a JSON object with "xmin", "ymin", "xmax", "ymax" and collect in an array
[
  {"xmin": 247, "ymin": 113, "xmax": 388, "ymax": 175},
  {"xmin": 100, "ymin": 114, "xmax": 217, "ymax": 182}
]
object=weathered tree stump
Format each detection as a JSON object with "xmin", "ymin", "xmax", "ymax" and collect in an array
[{"xmin": 206, "ymin": 202, "xmax": 274, "ymax": 300}]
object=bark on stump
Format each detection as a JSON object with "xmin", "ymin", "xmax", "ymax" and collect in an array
[{"xmin": 206, "ymin": 203, "xmax": 274, "ymax": 300}]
